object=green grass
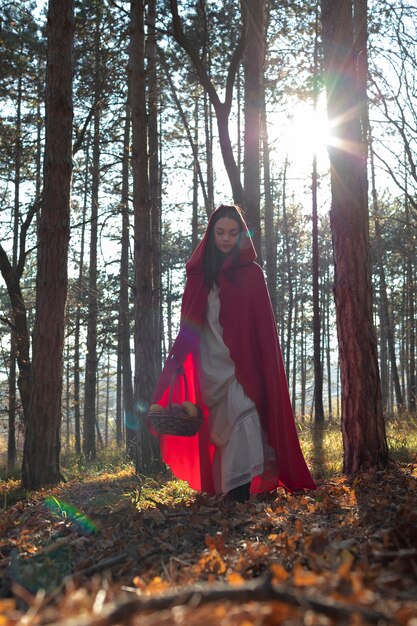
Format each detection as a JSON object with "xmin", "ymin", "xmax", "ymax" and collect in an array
[
  {"xmin": 386, "ymin": 415, "xmax": 417, "ymax": 463},
  {"xmin": 1, "ymin": 417, "xmax": 416, "ymax": 491},
  {"xmin": 59, "ymin": 447, "xmax": 135, "ymax": 482},
  {"xmin": 298, "ymin": 415, "xmax": 417, "ymax": 481},
  {"xmin": 297, "ymin": 420, "xmax": 343, "ymax": 479},
  {"xmin": 123, "ymin": 475, "xmax": 195, "ymax": 510}
]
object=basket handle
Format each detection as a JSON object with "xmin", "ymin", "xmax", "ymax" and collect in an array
[{"xmin": 168, "ymin": 366, "xmax": 189, "ymax": 409}]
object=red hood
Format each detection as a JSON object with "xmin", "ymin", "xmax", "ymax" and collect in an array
[{"xmin": 185, "ymin": 206, "xmax": 256, "ymax": 276}]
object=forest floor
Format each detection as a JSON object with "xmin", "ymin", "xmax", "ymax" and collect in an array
[{"xmin": 1, "ymin": 450, "xmax": 417, "ymax": 625}]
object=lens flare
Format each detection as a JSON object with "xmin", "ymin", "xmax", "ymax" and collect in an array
[
  {"xmin": 125, "ymin": 410, "xmax": 141, "ymax": 430},
  {"xmin": 44, "ymin": 496, "xmax": 96, "ymax": 534},
  {"xmin": 135, "ymin": 400, "xmax": 148, "ymax": 414}
]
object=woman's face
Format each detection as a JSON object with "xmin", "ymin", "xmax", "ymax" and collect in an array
[{"xmin": 213, "ymin": 217, "xmax": 241, "ymax": 254}]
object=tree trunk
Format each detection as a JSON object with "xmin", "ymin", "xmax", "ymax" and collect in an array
[
  {"xmin": 312, "ymin": 4, "xmax": 324, "ymax": 425},
  {"xmin": 312, "ymin": 148, "xmax": 324, "ymax": 425},
  {"xmin": 22, "ymin": 0, "xmax": 74, "ymax": 489},
  {"xmin": 405, "ymin": 197, "xmax": 416, "ymax": 412},
  {"xmin": 242, "ymin": 0, "xmax": 266, "ymax": 257},
  {"xmin": 0, "ymin": 62, "xmax": 32, "ymax": 442},
  {"xmin": 73, "ymin": 154, "xmax": 88, "ymax": 458},
  {"xmin": 321, "ymin": 0, "xmax": 387, "ymax": 473},
  {"xmin": 105, "ymin": 348, "xmax": 110, "ymax": 447},
  {"xmin": 7, "ymin": 333, "xmax": 17, "ymax": 471},
  {"xmin": 192, "ymin": 91, "xmax": 199, "ymax": 250},
  {"xmin": 204, "ymin": 90, "xmax": 214, "ymax": 214},
  {"xmin": 281, "ymin": 157, "xmax": 293, "ymax": 379},
  {"xmin": 147, "ymin": 0, "xmax": 162, "ymax": 390},
  {"xmin": 291, "ymin": 289, "xmax": 299, "ymax": 413},
  {"xmin": 83, "ymin": 2, "xmax": 103, "ymax": 459},
  {"xmin": 7, "ymin": 67, "xmax": 23, "ymax": 470},
  {"xmin": 262, "ymin": 91, "xmax": 278, "ymax": 314},
  {"xmin": 64, "ymin": 336, "xmax": 71, "ymax": 448},
  {"xmin": 378, "ymin": 295, "xmax": 389, "ymax": 411},
  {"xmin": 120, "ymin": 94, "xmax": 135, "ymax": 457},
  {"xmin": 116, "ymin": 330, "xmax": 123, "ymax": 447},
  {"xmin": 217, "ymin": 108, "xmax": 244, "ymax": 205},
  {"xmin": 300, "ymin": 306, "xmax": 307, "ymax": 419},
  {"xmin": 83, "ymin": 111, "xmax": 100, "ymax": 460},
  {"xmin": 0, "ymin": 251, "xmax": 31, "ymax": 423},
  {"xmin": 130, "ymin": 0, "xmax": 157, "ymax": 472},
  {"xmin": 325, "ymin": 263, "xmax": 333, "ymax": 418},
  {"xmin": 369, "ymin": 137, "xmax": 403, "ymax": 411}
]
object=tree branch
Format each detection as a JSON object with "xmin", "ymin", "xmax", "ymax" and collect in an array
[
  {"xmin": 169, "ymin": 0, "xmax": 243, "ymax": 117},
  {"xmin": 158, "ymin": 46, "xmax": 209, "ymax": 213},
  {"xmin": 169, "ymin": 0, "xmax": 219, "ymax": 110},
  {"xmin": 44, "ymin": 573, "xmax": 389, "ymax": 626},
  {"xmin": 17, "ymin": 195, "xmax": 42, "ymax": 279}
]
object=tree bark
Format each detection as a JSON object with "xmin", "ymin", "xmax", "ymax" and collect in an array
[
  {"xmin": 73, "ymin": 150, "xmax": 89, "ymax": 457},
  {"xmin": 312, "ymin": 4, "xmax": 324, "ymax": 424},
  {"xmin": 0, "ymin": 249, "xmax": 31, "ymax": 423},
  {"xmin": 83, "ymin": 7, "xmax": 101, "ymax": 459},
  {"xmin": 120, "ymin": 94, "xmax": 135, "ymax": 457},
  {"xmin": 7, "ymin": 69, "xmax": 23, "ymax": 469},
  {"xmin": 281, "ymin": 157, "xmax": 293, "ymax": 380},
  {"xmin": 405, "ymin": 197, "xmax": 416, "ymax": 412},
  {"xmin": 262, "ymin": 90, "xmax": 278, "ymax": 314},
  {"xmin": 242, "ymin": 0, "xmax": 266, "ymax": 258},
  {"xmin": 147, "ymin": 0, "xmax": 162, "ymax": 398},
  {"xmin": 8, "ymin": 331, "xmax": 17, "ymax": 471},
  {"xmin": 130, "ymin": 0, "xmax": 157, "ymax": 471},
  {"xmin": 369, "ymin": 136, "xmax": 403, "ymax": 411},
  {"xmin": 22, "ymin": 0, "xmax": 74, "ymax": 489},
  {"xmin": 325, "ymin": 262, "xmax": 334, "ymax": 418},
  {"xmin": 204, "ymin": 90, "xmax": 214, "ymax": 214},
  {"xmin": 321, "ymin": 0, "xmax": 387, "ymax": 473}
]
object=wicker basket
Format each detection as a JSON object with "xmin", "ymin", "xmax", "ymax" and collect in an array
[{"xmin": 148, "ymin": 367, "xmax": 203, "ymax": 436}]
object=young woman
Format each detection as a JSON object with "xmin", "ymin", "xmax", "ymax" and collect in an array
[{"xmin": 149, "ymin": 204, "xmax": 316, "ymax": 501}]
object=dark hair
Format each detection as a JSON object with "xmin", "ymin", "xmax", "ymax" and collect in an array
[{"xmin": 203, "ymin": 205, "xmax": 244, "ymax": 288}]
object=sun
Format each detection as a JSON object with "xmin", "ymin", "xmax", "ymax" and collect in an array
[
  {"xmin": 284, "ymin": 99, "xmax": 333, "ymax": 163},
  {"xmin": 266, "ymin": 95, "xmax": 333, "ymax": 173}
]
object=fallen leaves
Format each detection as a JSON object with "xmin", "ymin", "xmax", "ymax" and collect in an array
[{"xmin": 0, "ymin": 464, "xmax": 417, "ymax": 625}]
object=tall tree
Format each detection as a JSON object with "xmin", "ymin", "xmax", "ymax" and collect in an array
[
  {"xmin": 22, "ymin": 0, "xmax": 74, "ymax": 488},
  {"xmin": 130, "ymin": 0, "xmax": 157, "ymax": 471},
  {"xmin": 369, "ymin": 136, "xmax": 403, "ymax": 412},
  {"xmin": 147, "ymin": 0, "xmax": 162, "ymax": 386},
  {"xmin": 72, "ymin": 156, "xmax": 89, "ymax": 458},
  {"xmin": 0, "ymin": 2, "xmax": 44, "ymax": 449},
  {"xmin": 321, "ymin": 0, "xmax": 387, "ymax": 473},
  {"xmin": 311, "ymin": 3, "xmax": 324, "ymax": 425},
  {"xmin": 262, "ymin": 91, "xmax": 278, "ymax": 313},
  {"xmin": 405, "ymin": 192, "xmax": 416, "ymax": 412},
  {"xmin": 83, "ymin": 2, "xmax": 102, "ymax": 460},
  {"xmin": 242, "ymin": 0, "xmax": 266, "ymax": 256},
  {"xmin": 119, "ymin": 93, "xmax": 135, "ymax": 456}
]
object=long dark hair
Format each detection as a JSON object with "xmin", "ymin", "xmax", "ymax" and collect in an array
[{"xmin": 203, "ymin": 205, "xmax": 244, "ymax": 288}]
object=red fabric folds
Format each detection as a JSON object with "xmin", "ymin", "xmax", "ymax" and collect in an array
[{"xmin": 149, "ymin": 208, "xmax": 316, "ymax": 494}]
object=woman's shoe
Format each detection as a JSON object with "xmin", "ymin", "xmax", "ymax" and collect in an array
[{"xmin": 227, "ymin": 482, "xmax": 251, "ymax": 503}]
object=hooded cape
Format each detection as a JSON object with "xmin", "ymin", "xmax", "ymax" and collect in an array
[{"xmin": 150, "ymin": 208, "xmax": 316, "ymax": 494}]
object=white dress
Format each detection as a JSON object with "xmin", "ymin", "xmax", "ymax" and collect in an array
[{"xmin": 199, "ymin": 285, "xmax": 276, "ymax": 494}]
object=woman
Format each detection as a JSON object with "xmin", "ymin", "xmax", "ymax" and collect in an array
[{"xmin": 149, "ymin": 204, "xmax": 316, "ymax": 501}]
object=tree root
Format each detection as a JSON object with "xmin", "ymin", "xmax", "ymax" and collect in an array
[{"xmin": 47, "ymin": 573, "xmax": 390, "ymax": 626}]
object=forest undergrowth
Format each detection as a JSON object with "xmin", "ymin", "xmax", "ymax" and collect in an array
[{"xmin": 0, "ymin": 420, "xmax": 417, "ymax": 626}]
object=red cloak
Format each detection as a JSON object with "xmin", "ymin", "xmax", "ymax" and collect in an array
[{"xmin": 150, "ymin": 208, "xmax": 316, "ymax": 494}]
